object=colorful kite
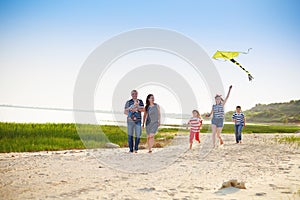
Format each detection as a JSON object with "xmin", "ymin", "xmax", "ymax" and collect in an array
[{"xmin": 212, "ymin": 48, "xmax": 254, "ymax": 81}]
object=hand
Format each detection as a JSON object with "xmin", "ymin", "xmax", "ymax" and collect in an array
[
  {"xmin": 142, "ymin": 124, "xmax": 145, "ymax": 128},
  {"xmin": 229, "ymin": 85, "xmax": 233, "ymax": 90},
  {"xmin": 244, "ymin": 123, "xmax": 246, "ymax": 127}
]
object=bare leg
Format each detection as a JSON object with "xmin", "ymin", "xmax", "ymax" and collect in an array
[
  {"xmin": 216, "ymin": 127, "xmax": 223, "ymax": 145},
  {"xmin": 211, "ymin": 124, "xmax": 217, "ymax": 147},
  {"xmin": 147, "ymin": 135, "xmax": 150, "ymax": 149},
  {"xmin": 148, "ymin": 134, "xmax": 155, "ymax": 152},
  {"xmin": 189, "ymin": 131, "xmax": 194, "ymax": 149}
]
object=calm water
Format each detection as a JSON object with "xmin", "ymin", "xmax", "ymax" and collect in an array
[
  {"xmin": 0, "ymin": 107, "xmax": 233, "ymax": 126},
  {"xmin": 0, "ymin": 107, "xmax": 186, "ymax": 125}
]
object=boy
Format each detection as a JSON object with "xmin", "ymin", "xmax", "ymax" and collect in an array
[{"xmin": 232, "ymin": 106, "xmax": 246, "ymax": 144}]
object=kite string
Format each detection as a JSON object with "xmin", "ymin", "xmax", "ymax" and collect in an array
[{"xmin": 239, "ymin": 48, "xmax": 252, "ymax": 55}]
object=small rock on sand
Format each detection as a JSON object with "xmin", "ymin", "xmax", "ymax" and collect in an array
[
  {"xmin": 154, "ymin": 143, "xmax": 162, "ymax": 148},
  {"xmin": 255, "ymin": 192, "xmax": 267, "ymax": 196},
  {"xmin": 104, "ymin": 143, "xmax": 120, "ymax": 148}
]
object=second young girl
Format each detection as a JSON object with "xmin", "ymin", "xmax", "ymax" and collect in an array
[{"xmin": 187, "ymin": 110, "xmax": 203, "ymax": 149}]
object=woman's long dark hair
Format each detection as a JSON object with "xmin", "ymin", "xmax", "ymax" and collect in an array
[{"xmin": 145, "ymin": 94, "xmax": 153, "ymax": 112}]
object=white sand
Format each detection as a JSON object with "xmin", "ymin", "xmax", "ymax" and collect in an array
[{"xmin": 0, "ymin": 133, "xmax": 300, "ymax": 200}]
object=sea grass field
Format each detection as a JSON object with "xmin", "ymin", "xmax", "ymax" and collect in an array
[{"xmin": 0, "ymin": 122, "xmax": 299, "ymax": 153}]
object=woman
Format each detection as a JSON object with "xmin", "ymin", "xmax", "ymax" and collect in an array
[
  {"xmin": 142, "ymin": 94, "xmax": 161, "ymax": 153},
  {"xmin": 207, "ymin": 85, "xmax": 232, "ymax": 147}
]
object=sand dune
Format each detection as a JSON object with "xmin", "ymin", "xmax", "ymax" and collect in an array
[{"xmin": 0, "ymin": 134, "xmax": 299, "ymax": 199}]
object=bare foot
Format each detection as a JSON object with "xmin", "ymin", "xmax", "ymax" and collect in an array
[{"xmin": 220, "ymin": 138, "xmax": 224, "ymax": 145}]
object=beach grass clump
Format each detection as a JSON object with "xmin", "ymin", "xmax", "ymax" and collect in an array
[
  {"xmin": 171, "ymin": 123, "xmax": 299, "ymax": 134},
  {"xmin": 212, "ymin": 124, "xmax": 300, "ymax": 134},
  {"xmin": 277, "ymin": 135, "xmax": 300, "ymax": 147}
]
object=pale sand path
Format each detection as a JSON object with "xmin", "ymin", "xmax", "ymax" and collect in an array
[{"xmin": 0, "ymin": 134, "xmax": 299, "ymax": 199}]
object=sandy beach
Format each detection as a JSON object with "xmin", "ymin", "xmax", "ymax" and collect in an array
[{"xmin": 0, "ymin": 133, "xmax": 299, "ymax": 200}]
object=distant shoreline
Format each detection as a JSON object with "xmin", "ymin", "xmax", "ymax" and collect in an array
[{"xmin": 1, "ymin": 99, "xmax": 300, "ymax": 124}]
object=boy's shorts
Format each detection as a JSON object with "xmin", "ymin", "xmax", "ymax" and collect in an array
[{"xmin": 212, "ymin": 118, "xmax": 224, "ymax": 128}]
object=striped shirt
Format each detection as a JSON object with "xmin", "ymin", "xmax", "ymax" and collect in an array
[
  {"xmin": 232, "ymin": 112, "xmax": 245, "ymax": 125},
  {"xmin": 188, "ymin": 117, "xmax": 202, "ymax": 132},
  {"xmin": 213, "ymin": 104, "xmax": 224, "ymax": 119}
]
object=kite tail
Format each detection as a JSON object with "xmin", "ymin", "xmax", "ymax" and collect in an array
[
  {"xmin": 230, "ymin": 59, "xmax": 254, "ymax": 81},
  {"xmin": 248, "ymin": 74, "xmax": 254, "ymax": 81}
]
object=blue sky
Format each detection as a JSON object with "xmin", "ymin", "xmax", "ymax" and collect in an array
[{"xmin": 0, "ymin": 0, "xmax": 300, "ymax": 123}]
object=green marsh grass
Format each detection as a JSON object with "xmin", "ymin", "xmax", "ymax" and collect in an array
[
  {"xmin": 200, "ymin": 124, "xmax": 300, "ymax": 134},
  {"xmin": 0, "ymin": 122, "xmax": 299, "ymax": 153}
]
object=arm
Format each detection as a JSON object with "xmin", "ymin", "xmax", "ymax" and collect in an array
[
  {"xmin": 138, "ymin": 100, "xmax": 145, "ymax": 112},
  {"xmin": 206, "ymin": 108, "xmax": 213, "ymax": 118},
  {"xmin": 223, "ymin": 85, "xmax": 233, "ymax": 106},
  {"xmin": 157, "ymin": 104, "xmax": 161, "ymax": 126},
  {"xmin": 124, "ymin": 109, "xmax": 129, "ymax": 115},
  {"xmin": 142, "ymin": 110, "xmax": 147, "ymax": 128},
  {"xmin": 232, "ymin": 114, "xmax": 236, "ymax": 123},
  {"xmin": 186, "ymin": 119, "xmax": 191, "ymax": 129},
  {"xmin": 199, "ymin": 118, "xmax": 203, "ymax": 129},
  {"xmin": 124, "ymin": 101, "xmax": 129, "ymax": 115},
  {"xmin": 138, "ymin": 107, "xmax": 145, "ymax": 112}
]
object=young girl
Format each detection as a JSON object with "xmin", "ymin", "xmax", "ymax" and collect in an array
[
  {"xmin": 206, "ymin": 85, "xmax": 232, "ymax": 147},
  {"xmin": 187, "ymin": 110, "xmax": 203, "ymax": 149}
]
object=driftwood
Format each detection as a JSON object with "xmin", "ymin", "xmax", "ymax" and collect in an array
[{"xmin": 220, "ymin": 179, "xmax": 246, "ymax": 189}]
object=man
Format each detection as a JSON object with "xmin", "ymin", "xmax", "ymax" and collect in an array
[{"xmin": 124, "ymin": 90, "xmax": 144, "ymax": 153}]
